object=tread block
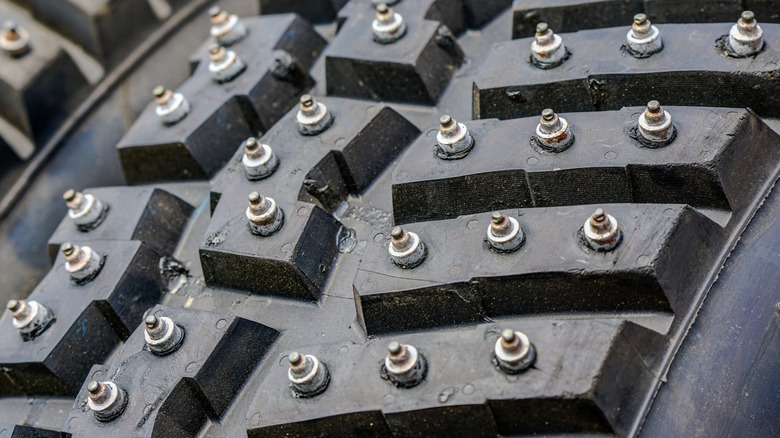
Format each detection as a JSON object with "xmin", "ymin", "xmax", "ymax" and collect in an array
[
  {"xmin": 247, "ymin": 320, "xmax": 659, "ymax": 437},
  {"xmin": 0, "ymin": 7, "xmax": 89, "ymax": 148},
  {"xmin": 0, "ymin": 241, "xmax": 169, "ymax": 396},
  {"xmin": 0, "ymin": 423, "xmax": 61, "ymax": 437},
  {"xmin": 392, "ymin": 107, "xmax": 780, "ymax": 224},
  {"xmin": 203, "ymin": 98, "xmax": 420, "ymax": 300},
  {"xmin": 259, "ymin": 0, "xmax": 349, "ymax": 24},
  {"xmin": 47, "ymin": 187, "xmax": 194, "ymax": 262},
  {"xmin": 511, "ymin": 0, "xmax": 771, "ymax": 38},
  {"xmin": 27, "ymin": 0, "xmax": 161, "ymax": 62},
  {"xmin": 211, "ymin": 98, "xmax": 420, "ymax": 214},
  {"xmin": 326, "ymin": 2, "xmax": 464, "ymax": 104},
  {"xmin": 117, "ymin": 15, "xmax": 325, "ymax": 185},
  {"xmin": 354, "ymin": 204, "xmax": 719, "ymax": 334},
  {"xmin": 200, "ymin": 201, "xmax": 342, "ymax": 301},
  {"xmin": 474, "ymin": 24, "xmax": 780, "ymax": 120},
  {"xmin": 61, "ymin": 305, "xmax": 279, "ymax": 437}
]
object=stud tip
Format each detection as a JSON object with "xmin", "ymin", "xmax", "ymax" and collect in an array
[
  {"xmin": 61, "ymin": 242, "xmax": 74, "ymax": 255},
  {"xmin": 541, "ymin": 108, "xmax": 555, "ymax": 120},
  {"xmin": 144, "ymin": 315, "xmax": 158, "ymax": 329},
  {"xmin": 439, "ymin": 115, "xmax": 452, "ymax": 127},
  {"xmin": 3, "ymin": 20, "xmax": 16, "ymax": 33},
  {"xmin": 592, "ymin": 208, "xmax": 605, "ymax": 221},
  {"xmin": 390, "ymin": 226, "xmax": 403, "ymax": 240},
  {"xmin": 152, "ymin": 85, "xmax": 165, "ymax": 98},
  {"xmin": 646, "ymin": 100, "xmax": 661, "ymax": 113},
  {"xmin": 288, "ymin": 352, "xmax": 302, "ymax": 365},
  {"xmin": 63, "ymin": 189, "xmax": 76, "ymax": 202},
  {"xmin": 491, "ymin": 211, "xmax": 504, "ymax": 224},
  {"xmin": 536, "ymin": 22, "xmax": 548, "ymax": 34},
  {"xmin": 501, "ymin": 329, "xmax": 515, "ymax": 343},
  {"xmin": 87, "ymin": 380, "xmax": 100, "ymax": 394},
  {"xmin": 209, "ymin": 43, "xmax": 221, "ymax": 55},
  {"xmin": 388, "ymin": 341, "xmax": 402, "ymax": 355},
  {"xmin": 208, "ymin": 6, "xmax": 221, "ymax": 17},
  {"xmin": 248, "ymin": 191, "xmax": 261, "ymax": 204},
  {"xmin": 633, "ymin": 13, "xmax": 647, "ymax": 25},
  {"xmin": 741, "ymin": 10, "xmax": 755, "ymax": 23},
  {"xmin": 7, "ymin": 300, "xmax": 19, "ymax": 312},
  {"xmin": 376, "ymin": 3, "xmax": 389, "ymax": 14},
  {"xmin": 300, "ymin": 94, "xmax": 313, "ymax": 106},
  {"xmin": 245, "ymin": 137, "xmax": 257, "ymax": 148}
]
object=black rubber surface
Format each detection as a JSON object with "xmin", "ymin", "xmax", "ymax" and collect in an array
[{"xmin": 0, "ymin": 1, "xmax": 778, "ymax": 437}]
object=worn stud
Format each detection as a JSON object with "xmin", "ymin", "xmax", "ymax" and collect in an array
[
  {"xmin": 87, "ymin": 380, "xmax": 128, "ymax": 422},
  {"xmin": 62, "ymin": 243, "xmax": 103, "ymax": 282},
  {"xmin": 531, "ymin": 22, "xmax": 567, "ymax": 68},
  {"xmin": 637, "ymin": 100, "xmax": 675, "ymax": 145},
  {"xmin": 534, "ymin": 108, "xmax": 574, "ymax": 151},
  {"xmin": 582, "ymin": 208, "xmax": 622, "ymax": 251},
  {"xmin": 153, "ymin": 86, "xmax": 191, "ymax": 125},
  {"xmin": 288, "ymin": 352, "xmax": 330, "ymax": 396},
  {"xmin": 372, "ymin": 3, "xmax": 406, "ymax": 43},
  {"xmin": 144, "ymin": 314, "xmax": 185, "ymax": 356},
  {"xmin": 436, "ymin": 115, "xmax": 474, "ymax": 159},
  {"xmin": 242, "ymin": 137, "xmax": 279, "ymax": 180},
  {"xmin": 487, "ymin": 212, "xmax": 525, "ymax": 252},
  {"xmin": 208, "ymin": 43, "xmax": 246, "ymax": 83},
  {"xmin": 728, "ymin": 11, "xmax": 763, "ymax": 56},
  {"xmin": 383, "ymin": 341, "xmax": 426, "ymax": 387},
  {"xmin": 1, "ymin": 20, "xmax": 30, "ymax": 57},
  {"xmin": 7, "ymin": 299, "xmax": 53, "ymax": 340},
  {"xmin": 64, "ymin": 189, "xmax": 108, "ymax": 231},
  {"xmin": 209, "ymin": 6, "xmax": 247, "ymax": 46},
  {"xmin": 246, "ymin": 192, "xmax": 284, "ymax": 236},
  {"xmin": 626, "ymin": 13, "xmax": 663, "ymax": 57},
  {"xmin": 296, "ymin": 94, "xmax": 333, "ymax": 135},
  {"xmin": 388, "ymin": 227, "xmax": 427, "ymax": 268},
  {"xmin": 494, "ymin": 329, "xmax": 535, "ymax": 374}
]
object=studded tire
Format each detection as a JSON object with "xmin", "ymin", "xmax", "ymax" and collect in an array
[{"xmin": 0, "ymin": 1, "xmax": 779, "ymax": 437}]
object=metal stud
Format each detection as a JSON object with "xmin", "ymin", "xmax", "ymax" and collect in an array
[
  {"xmin": 242, "ymin": 137, "xmax": 279, "ymax": 180},
  {"xmin": 246, "ymin": 192, "xmax": 284, "ymax": 236},
  {"xmin": 638, "ymin": 100, "xmax": 675, "ymax": 145},
  {"xmin": 487, "ymin": 212, "xmax": 525, "ymax": 252},
  {"xmin": 62, "ymin": 243, "xmax": 103, "ymax": 282},
  {"xmin": 531, "ymin": 23, "xmax": 567, "ymax": 68},
  {"xmin": 626, "ymin": 13, "xmax": 663, "ymax": 57},
  {"xmin": 388, "ymin": 227, "xmax": 426, "ymax": 268},
  {"xmin": 535, "ymin": 108, "xmax": 574, "ymax": 151},
  {"xmin": 7, "ymin": 299, "xmax": 53, "ymax": 340},
  {"xmin": 728, "ymin": 11, "xmax": 763, "ymax": 56},
  {"xmin": 0, "ymin": 20, "xmax": 30, "ymax": 57},
  {"xmin": 153, "ymin": 85, "xmax": 191, "ymax": 125},
  {"xmin": 372, "ymin": 3, "xmax": 406, "ymax": 44},
  {"xmin": 209, "ymin": 6, "xmax": 248, "ymax": 46},
  {"xmin": 296, "ymin": 94, "xmax": 333, "ymax": 135},
  {"xmin": 144, "ymin": 314, "xmax": 185, "ymax": 356},
  {"xmin": 208, "ymin": 43, "xmax": 246, "ymax": 83},
  {"xmin": 383, "ymin": 341, "xmax": 426, "ymax": 388},
  {"xmin": 87, "ymin": 380, "xmax": 128, "ymax": 422},
  {"xmin": 494, "ymin": 329, "xmax": 535, "ymax": 374},
  {"xmin": 288, "ymin": 352, "xmax": 330, "ymax": 397},
  {"xmin": 582, "ymin": 208, "xmax": 622, "ymax": 251},
  {"xmin": 64, "ymin": 189, "xmax": 108, "ymax": 231},
  {"xmin": 436, "ymin": 115, "xmax": 474, "ymax": 159}
]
